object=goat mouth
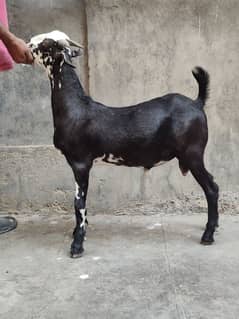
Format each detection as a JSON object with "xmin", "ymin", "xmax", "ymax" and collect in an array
[
  {"xmin": 27, "ymin": 44, "xmax": 37, "ymax": 63},
  {"xmin": 31, "ymin": 54, "xmax": 38, "ymax": 65},
  {"xmin": 30, "ymin": 52, "xmax": 35, "ymax": 63}
]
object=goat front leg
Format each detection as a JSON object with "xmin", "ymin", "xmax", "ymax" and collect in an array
[{"xmin": 70, "ymin": 162, "xmax": 90, "ymax": 258}]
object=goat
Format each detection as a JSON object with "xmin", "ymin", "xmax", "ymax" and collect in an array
[{"xmin": 29, "ymin": 31, "xmax": 219, "ymax": 258}]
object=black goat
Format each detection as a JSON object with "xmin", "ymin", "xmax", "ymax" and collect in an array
[{"xmin": 30, "ymin": 31, "xmax": 219, "ymax": 258}]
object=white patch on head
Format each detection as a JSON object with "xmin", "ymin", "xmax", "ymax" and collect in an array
[
  {"xmin": 30, "ymin": 30, "xmax": 70, "ymax": 46},
  {"xmin": 30, "ymin": 31, "xmax": 70, "ymax": 78}
]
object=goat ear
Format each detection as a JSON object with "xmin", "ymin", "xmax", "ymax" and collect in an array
[
  {"xmin": 71, "ymin": 48, "xmax": 82, "ymax": 58},
  {"xmin": 63, "ymin": 52, "xmax": 76, "ymax": 68}
]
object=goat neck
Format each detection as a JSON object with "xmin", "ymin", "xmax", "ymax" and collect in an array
[
  {"xmin": 51, "ymin": 61, "xmax": 85, "ymax": 96},
  {"xmin": 51, "ymin": 61, "xmax": 88, "ymax": 119}
]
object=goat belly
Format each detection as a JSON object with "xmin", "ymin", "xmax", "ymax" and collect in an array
[
  {"xmin": 94, "ymin": 153, "xmax": 125, "ymax": 166},
  {"xmin": 93, "ymin": 153, "xmax": 153, "ymax": 168}
]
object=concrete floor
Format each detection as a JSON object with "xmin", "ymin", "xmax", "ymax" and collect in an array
[{"xmin": 1, "ymin": 212, "xmax": 239, "ymax": 319}]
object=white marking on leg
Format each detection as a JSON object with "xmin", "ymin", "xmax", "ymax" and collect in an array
[
  {"xmin": 75, "ymin": 182, "xmax": 86, "ymax": 229},
  {"xmin": 80, "ymin": 209, "xmax": 86, "ymax": 228},
  {"xmin": 58, "ymin": 81, "xmax": 62, "ymax": 89},
  {"xmin": 75, "ymin": 182, "xmax": 80, "ymax": 200}
]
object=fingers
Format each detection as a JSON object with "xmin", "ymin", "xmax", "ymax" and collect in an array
[
  {"xmin": 13, "ymin": 51, "xmax": 29, "ymax": 64},
  {"xmin": 24, "ymin": 50, "xmax": 34, "ymax": 64},
  {"xmin": 5, "ymin": 37, "xmax": 34, "ymax": 64},
  {"xmin": 13, "ymin": 52, "xmax": 25, "ymax": 64}
]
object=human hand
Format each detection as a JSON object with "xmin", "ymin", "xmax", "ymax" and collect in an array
[{"xmin": 5, "ymin": 36, "xmax": 33, "ymax": 64}]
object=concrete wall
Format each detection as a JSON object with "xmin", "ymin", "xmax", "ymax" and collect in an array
[{"xmin": 1, "ymin": 0, "xmax": 239, "ymax": 213}]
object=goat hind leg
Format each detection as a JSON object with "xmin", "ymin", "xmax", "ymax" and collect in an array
[{"xmin": 189, "ymin": 159, "xmax": 219, "ymax": 244}]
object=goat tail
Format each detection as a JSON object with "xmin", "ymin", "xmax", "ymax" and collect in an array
[{"xmin": 192, "ymin": 66, "xmax": 210, "ymax": 108}]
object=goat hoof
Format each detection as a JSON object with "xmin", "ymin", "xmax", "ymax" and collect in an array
[
  {"xmin": 200, "ymin": 239, "xmax": 214, "ymax": 245},
  {"xmin": 200, "ymin": 232, "xmax": 214, "ymax": 245},
  {"xmin": 70, "ymin": 248, "xmax": 84, "ymax": 258},
  {"xmin": 70, "ymin": 243, "xmax": 84, "ymax": 258}
]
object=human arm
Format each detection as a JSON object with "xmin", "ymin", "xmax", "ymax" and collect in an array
[{"xmin": 0, "ymin": 23, "xmax": 33, "ymax": 64}]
